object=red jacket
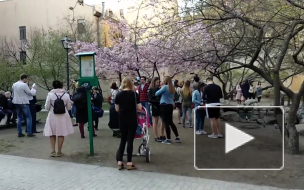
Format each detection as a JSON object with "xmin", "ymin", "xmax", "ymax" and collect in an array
[{"xmin": 138, "ymin": 83, "xmax": 150, "ymax": 102}]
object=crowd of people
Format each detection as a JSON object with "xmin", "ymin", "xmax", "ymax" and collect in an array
[
  {"xmin": 235, "ymin": 79, "xmax": 263, "ymax": 106},
  {"xmin": 1, "ymin": 73, "xmax": 227, "ymax": 170},
  {"xmin": 0, "ymin": 74, "xmax": 40, "ymax": 136}
]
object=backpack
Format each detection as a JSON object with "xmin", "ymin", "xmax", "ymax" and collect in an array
[
  {"xmin": 52, "ymin": 93, "xmax": 66, "ymax": 114},
  {"xmin": 174, "ymin": 88, "xmax": 180, "ymax": 102}
]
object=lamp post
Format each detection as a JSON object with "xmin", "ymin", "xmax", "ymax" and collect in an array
[{"xmin": 61, "ymin": 36, "xmax": 72, "ymax": 93}]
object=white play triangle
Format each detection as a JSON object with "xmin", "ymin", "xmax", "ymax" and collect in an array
[{"xmin": 225, "ymin": 123, "xmax": 255, "ymax": 154}]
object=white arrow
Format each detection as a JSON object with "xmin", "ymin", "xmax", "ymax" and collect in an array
[{"xmin": 225, "ymin": 123, "xmax": 255, "ymax": 154}]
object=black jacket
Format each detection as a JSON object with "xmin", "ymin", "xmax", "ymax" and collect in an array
[
  {"xmin": 148, "ymin": 87, "xmax": 160, "ymax": 105},
  {"xmin": 73, "ymin": 87, "xmax": 94, "ymax": 124},
  {"xmin": 91, "ymin": 93, "xmax": 103, "ymax": 108},
  {"xmin": 0, "ymin": 94, "xmax": 8, "ymax": 109}
]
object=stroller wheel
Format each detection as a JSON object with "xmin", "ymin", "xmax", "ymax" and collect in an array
[
  {"xmin": 138, "ymin": 143, "xmax": 145, "ymax": 155},
  {"xmin": 145, "ymin": 147, "xmax": 150, "ymax": 163}
]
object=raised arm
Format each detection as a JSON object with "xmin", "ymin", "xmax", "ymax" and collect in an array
[
  {"xmin": 23, "ymin": 84, "xmax": 35, "ymax": 96},
  {"xmin": 155, "ymin": 86, "xmax": 166, "ymax": 96}
]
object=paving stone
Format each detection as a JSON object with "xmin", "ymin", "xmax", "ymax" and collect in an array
[{"xmin": 0, "ymin": 154, "xmax": 296, "ymax": 190}]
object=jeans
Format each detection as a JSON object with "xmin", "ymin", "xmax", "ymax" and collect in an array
[
  {"xmin": 29, "ymin": 102, "xmax": 37, "ymax": 132},
  {"xmin": 182, "ymin": 107, "xmax": 192, "ymax": 127},
  {"xmin": 160, "ymin": 104, "xmax": 179, "ymax": 140},
  {"xmin": 0, "ymin": 109, "xmax": 12, "ymax": 124},
  {"xmin": 195, "ymin": 108, "xmax": 205, "ymax": 131},
  {"xmin": 141, "ymin": 101, "xmax": 152, "ymax": 125},
  {"xmin": 0, "ymin": 109, "xmax": 5, "ymax": 122},
  {"xmin": 72, "ymin": 105, "xmax": 77, "ymax": 118},
  {"xmin": 15, "ymin": 104, "xmax": 32, "ymax": 134}
]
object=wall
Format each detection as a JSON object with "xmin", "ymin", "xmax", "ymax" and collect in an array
[
  {"xmin": 0, "ymin": 0, "xmax": 96, "ymax": 40},
  {"xmin": 0, "ymin": 0, "xmax": 99, "ymax": 100}
]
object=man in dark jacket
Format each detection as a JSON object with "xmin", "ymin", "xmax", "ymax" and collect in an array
[
  {"xmin": 91, "ymin": 86, "xmax": 103, "ymax": 130},
  {"xmin": 0, "ymin": 91, "xmax": 13, "ymax": 125},
  {"xmin": 241, "ymin": 79, "xmax": 250, "ymax": 100}
]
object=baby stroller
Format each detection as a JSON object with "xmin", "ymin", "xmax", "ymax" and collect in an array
[
  {"xmin": 124, "ymin": 107, "xmax": 151, "ymax": 163},
  {"xmin": 108, "ymin": 104, "xmax": 121, "ymax": 138}
]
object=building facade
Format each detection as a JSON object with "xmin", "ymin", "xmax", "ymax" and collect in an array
[{"xmin": 0, "ymin": 0, "xmax": 102, "ymax": 99}]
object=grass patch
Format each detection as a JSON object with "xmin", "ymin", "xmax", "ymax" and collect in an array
[
  {"xmin": 37, "ymin": 111, "xmax": 48, "ymax": 122},
  {"xmin": 37, "ymin": 103, "xmax": 110, "ymax": 122}
]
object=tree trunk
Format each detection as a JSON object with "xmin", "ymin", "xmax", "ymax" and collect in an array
[
  {"xmin": 222, "ymin": 84, "xmax": 229, "ymax": 99},
  {"xmin": 118, "ymin": 72, "xmax": 122, "ymax": 83},
  {"xmin": 286, "ymin": 97, "xmax": 300, "ymax": 154},
  {"xmin": 154, "ymin": 63, "xmax": 160, "ymax": 79},
  {"xmin": 136, "ymin": 69, "xmax": 141, "ymax": 78}
]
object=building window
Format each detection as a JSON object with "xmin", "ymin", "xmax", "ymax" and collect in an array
[
  {"xmin": 19, "ymin": 26, "xmax": 26, "ymax": 40},
  {"xmin": 20, "ymin": 51, "xmax": 26, "ymax": 64},
  {"xmin": 120, "ymin": 9, "xmax": 124, "ymax": 18},
  {"xmin": 77, "ymin": 19, "xmax": 86, "ymax": 34},
  {"xmin": 109, "ymin": 10, "xmax": 113, "ymax": 17}
]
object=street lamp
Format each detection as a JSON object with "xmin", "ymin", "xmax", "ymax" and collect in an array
[{"xmin": 61, "ymin": 36, "xmax": 72, "ymax": 93}]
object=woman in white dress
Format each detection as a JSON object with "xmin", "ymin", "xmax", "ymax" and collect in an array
[{"xmin": 235, "ymin": 82, "xmax": 243, "ymax": 106}]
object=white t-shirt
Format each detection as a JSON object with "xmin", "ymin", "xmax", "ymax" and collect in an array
[
  {"xmin": 111, "ymin": 89, "xmax": 119, "ymax": 103},
  {"xmin": 249, "ymin": 86, "xmax": 254, "ymax": 93},
  {"xmin": 175, "ymin": 87, "xmax": 182, "ymax": 103}
]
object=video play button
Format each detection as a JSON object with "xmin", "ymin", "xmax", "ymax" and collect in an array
[{"xmin": 225, "ymin": 123, "xmax": 255, "ymax": 154}]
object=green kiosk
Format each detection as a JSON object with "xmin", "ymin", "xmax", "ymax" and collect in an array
[{"xmin": 76, "ymin": 52, "xmax": 99, "ymax": 156}]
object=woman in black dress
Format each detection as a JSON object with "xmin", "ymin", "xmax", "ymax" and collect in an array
[
  {"xmin": 72, "ymin": 83, "xmax": 97, "ymax": 138},
  {"xmin": 115, "ymin": 77, "xmax": 142, "ymax": 170},
  {"xmin": 148, "ymin": 77, "xmax": 163, "ymax": 142}
]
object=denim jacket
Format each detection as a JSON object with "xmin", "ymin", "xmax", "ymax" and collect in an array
[
  {"xmin": 155, "ymin": 85, "xmax": 174, "ymax": 105},
  {"xmin": 192, "ymin": 90, "xmax": 201, "ymax": 108}
]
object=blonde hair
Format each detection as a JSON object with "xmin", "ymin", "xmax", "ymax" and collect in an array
[
  {"xmin": 0, "ymin": 90, "xmax": 4, "ymax": 95},
  {"xmin": 121, "ymin": 77, "xmax": 134, "ymax": 91},
  {"xmin": 163, "ymin": 76, "xmax": 175, "ymax": 94},
  {"xmin": 75, "ymin": 82, "xmax": 79, "ymax": 88},
  {"xmin": 181, "ymin": 80, "xmax": 191, "ymax": 99}
]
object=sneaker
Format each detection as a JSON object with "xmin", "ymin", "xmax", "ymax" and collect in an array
[
  {"xmin": 218, "ymin": 134, "xmax": 224, "ymax": 138},
  {"xmin": 195, "ymin": 131, "xmax": 202, "ymax": 135},
  {"xmin": 189, "ymin": 126, "xmax": 193, "ymax": 128},
  {"xmin": 155, "ymin": 137, "xmax": 162, "ymax": 142},
  {"xmin": 27, "ymin": 134, "xmax": 36, "ymax": 137},
  {"xmin": 160, "ymin": 136, "xmax": 166, "ymax": 141},
  {"xmin": 18, "ymin": 133, "xmax": 25, "ymax": 137},
  {"xmin": 174, "ymin": 138, "xmax": 181, "ymax": 143},
  {"xmin": 208, "ymin": 134, "xmax": 218, "ymax": 139},
  {"xmin": 162, "ymin": 139, "xmax": 171, "ymax": 144},
  {"xmin": 200, "ymin": 130, "xmax": 207, "ymax": 135}
]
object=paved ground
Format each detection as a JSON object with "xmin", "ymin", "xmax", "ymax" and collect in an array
[{"xmin": 0, "ymin": 154, "xmax": 296, "ymax": 190}]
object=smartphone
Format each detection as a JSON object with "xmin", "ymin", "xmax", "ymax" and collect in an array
[{"xmin": 32, "ymin": 83, "xmax": 36, "ymax": 88}]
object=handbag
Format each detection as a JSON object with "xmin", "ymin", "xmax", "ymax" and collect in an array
[
  {"xmin": 92, "ymin": 106, "xmax": 104, "ymax": 118},
  {"xmin": 134, "ymin": 91, "xmax": 142, "ymax": 135}
]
